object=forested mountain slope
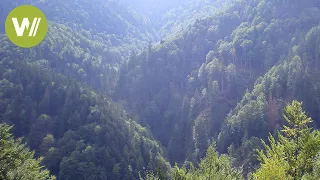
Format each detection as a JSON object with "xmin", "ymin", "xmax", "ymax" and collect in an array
[
  {"xmin": 0, "ymin": 0, "xmax": 159, "ymax": 96},
  {"xmin": 114, "ymin": 0, "xmax": 320, "ymax": 165},
  {"xmin": 0, "ymin": 0, "xmax": 174, "ymax": 179},
  {"xmin": 0, "ymin": 0, "xmax": 156, "ymax": 54},
  {"xmin": 2, "ymin": 0, "xmax": 320, "ymax": 179},
  {"xmin": 153, "ymin": 0, "xmax": 231, "ymax": 40},
  {"xmin": 218, "ymin": 24, "xmax": 320, "ymax": 175},
  {"xmin": 0, "ymin": 53, "xmax": 171, "ymax": 179}
]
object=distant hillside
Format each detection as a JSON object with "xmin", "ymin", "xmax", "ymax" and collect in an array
[
  {"xmin": 0, "ymin": 47, "xmax": 171, "ymax": 179},
  {"xmin": 217, "ymin": 24, "xmax": 320, "ymax": 174},
  {"xmin": 0, "ymin": 0, "xmax": 173, "ymax": 179},
  {"xmin": 0, "ymin": 0, "xmax": 160, "ymax": 96},
  {"xmin": 114, "ymin": 0, "xmax": 320, "ymax": 166},
  {"xmin": 2, "ymin": 0, "xmax": 320, "ymax": 179}
]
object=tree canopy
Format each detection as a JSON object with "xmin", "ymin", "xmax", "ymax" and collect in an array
[
  {"xmin": 2, "ymin": 0, "xmax": 320, "ymax": 179},
  {"xmin": 0, "ymin": 124, "xmax": 55, "ymax": 180}
]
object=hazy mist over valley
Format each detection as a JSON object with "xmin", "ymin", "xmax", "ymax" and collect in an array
[{"xmin": 1, "ymin": 0, "xmax": 320, "ymax": 179}]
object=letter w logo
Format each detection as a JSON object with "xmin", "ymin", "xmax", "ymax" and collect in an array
[{"xmin": 12, "ymin": 17, "xmax": 41, "ymax": 37}]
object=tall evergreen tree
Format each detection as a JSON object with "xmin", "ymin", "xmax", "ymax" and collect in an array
[
  {"xmin": 253, "ymin": 101, "xmax": 320, "ymax": 179},
  {"xmin": 0, "ymin": 124, "xmax": 55, "ymax": 180}
]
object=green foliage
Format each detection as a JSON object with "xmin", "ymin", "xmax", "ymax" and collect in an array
[
  {"xmin": 0, "ymin": 58, "xmax": 171, "ymax": 179},
  {"xmin": 146, "ymin": 143, "xmax": 242, "ymax": 180},
  {"xmin": 2, "ymin": 0, "xmax": 320, "ymax": 179},
  {"xmin": 116, "ymin": 0, "xmax": 320, "ymax": 165},
  {"xmin": 302, "ymin": 157, "xmax": 320, "ymax": 180},
  {"xmin": 252, "ymin": 155, "xmax": 291, "ymax": 180},
  {"xmin": 0, "ymin": 124, "xmax": 55, "ymax": 180},
  {"xmin": 252, "ymin": 101, "xmax": 320, "ymax": 179},
  {"xmin": 189, "ymin": 143, "xmax": 243, "ymax": 180},
  {"xmin": 0, "ymin": 0, "xmax": 159, "ymax": 96},
  {"xmin": 218, "ymin": 20, "xmax": 320, "ymax": 175}
]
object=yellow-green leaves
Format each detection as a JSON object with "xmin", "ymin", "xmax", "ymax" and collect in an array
[
  {"xmin": 282, "ymin": 101, "xmax": 312, "ymax": 139},
  {"xmin": 253, "ymin": 101, "xmax": 320, "ymax": 179},
  {"xmin": 175, "ymin": 143, "xmax": 242, "ymax": 180},
  {"xmin": 252, "ymin": 156, "xmax": 292, "ymax": 180}
]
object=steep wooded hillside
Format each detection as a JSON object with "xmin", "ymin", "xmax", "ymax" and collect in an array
[
  {"xmin": 0, "ymin": 54, "xmax": 171, "ymax": 179},
  {"xmin": 114, "ymin": 0, "xmax": 320, "ymax": 165},
  {"xmin": 0, "ymin": 0, "xmax": 159, "ymax": 96},
  {"xmin": 2, "ymin": 0, "xmax": 320, "ymax": 179},
  {"xmin": 0, "ymin": 0, "xmax": 173, "ymax": 179},
  {"xmin": 218, "ymin": 24, "xmax": 320, "ymax": 174}
]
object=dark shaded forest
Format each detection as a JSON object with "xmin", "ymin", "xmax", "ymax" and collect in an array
[{"xmin": 2, "ymin": 0, "xmax": 320, "ymax": 179}]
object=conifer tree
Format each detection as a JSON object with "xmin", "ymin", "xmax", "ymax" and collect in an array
[
  {"xmin": 253, "ymin": 101, "xmax": 320, "ymax": 179},
  {"xmin": 0, "ymin": 124, "xmax": 55, "ymax": 180}
]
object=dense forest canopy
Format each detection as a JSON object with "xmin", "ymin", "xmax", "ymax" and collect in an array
[{"xmin": 1, "ymin": 0, "xmax": 320, "ymax": 179}]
